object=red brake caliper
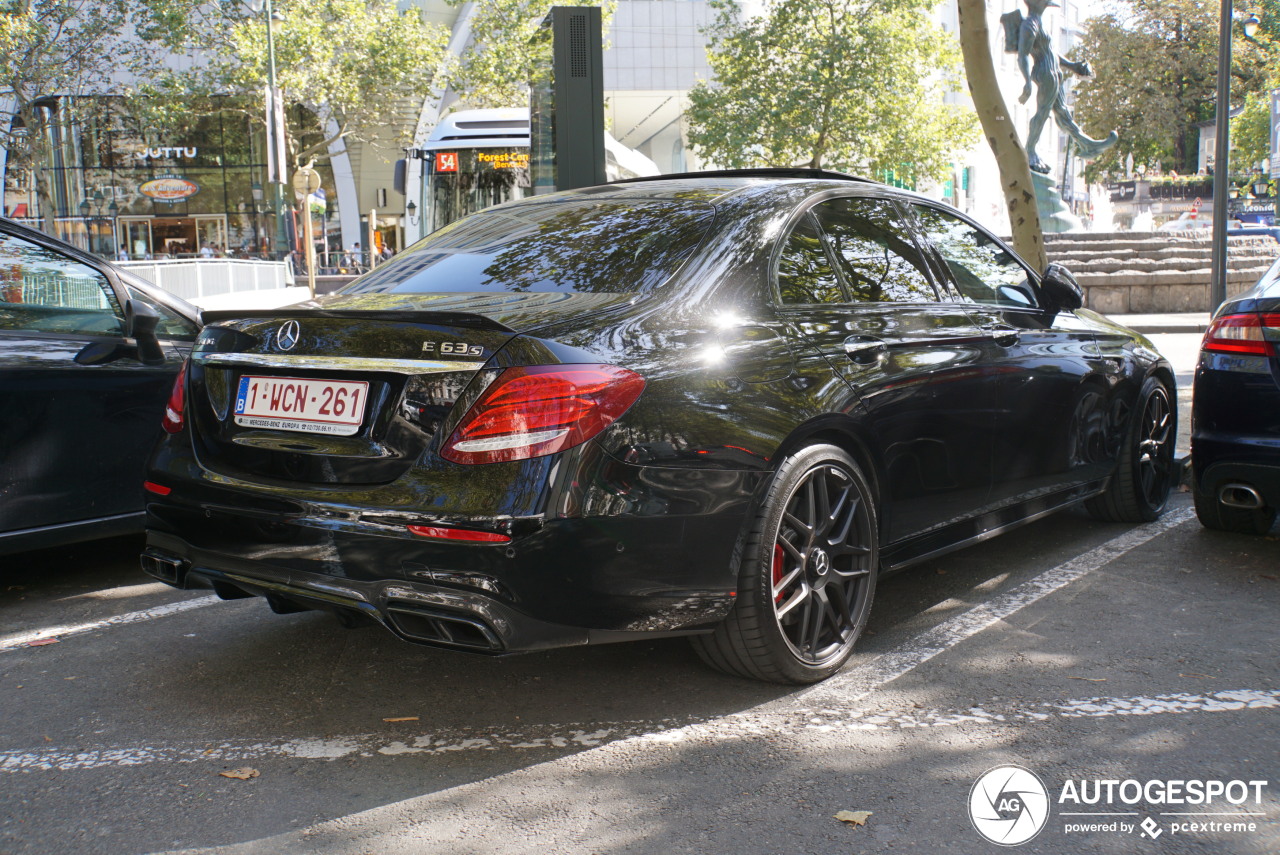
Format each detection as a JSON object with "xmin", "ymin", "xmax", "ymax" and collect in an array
[{"xmin": 772, "ymin": 543, "xmax": 785, "ymax": 603}]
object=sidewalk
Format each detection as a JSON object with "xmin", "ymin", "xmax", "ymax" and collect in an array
[{"xmin": 1107, "ymin": 312, "xmax": 1210, "ymax": 335}]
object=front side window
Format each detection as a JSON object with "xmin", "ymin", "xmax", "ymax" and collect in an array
[
  {"xmin": 0, "ymin": 233, "xmax": 122, "ymax": 336},
  {"xmin": 777, "ymin": 213, "xmax": 844, "ymax": 305},
  {"xmin": 811, "ymin": 198, "xmax": 939, "ymax": 303},
  {"xmin": 911, "ymin": 205, "xmax": 1037, "ymax": 308}
]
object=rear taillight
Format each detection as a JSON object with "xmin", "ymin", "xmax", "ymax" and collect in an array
[
  {"xmin": 440, "ymin": 364, "xmax": 645, "ymax": 465},
  {"xmin": 161, "ymin": 359, "xmax": 188, "ymax": 434},
  {"xmin": 407, "ymin": 525, "xmax": 511, "ymax": 543},
  {"xmin": 1201, "ymin": 313, "xmax": 1280, "ymax": 357}
]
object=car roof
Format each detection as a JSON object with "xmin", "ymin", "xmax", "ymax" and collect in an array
[{"xmin": 561, "ymin": 168, "xmax": 931, "ymax": 209}]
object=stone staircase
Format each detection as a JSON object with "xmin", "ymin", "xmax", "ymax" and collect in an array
[{"xmin": 1044, "ymin": 232, "xmax": 1280, "ymax": 313}]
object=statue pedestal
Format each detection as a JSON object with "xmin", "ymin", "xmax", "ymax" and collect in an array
[{"xmin": 1032, "ymin": 172, "xmax": 1085, "ymax": 233}]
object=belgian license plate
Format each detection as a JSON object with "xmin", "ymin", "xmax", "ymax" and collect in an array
[{"xmin": 234, "ymin": 375, "xmax": 368, "ymax": 436}]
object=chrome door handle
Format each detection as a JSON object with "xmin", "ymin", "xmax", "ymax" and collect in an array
[
  {"xmin": 984, "ymin": 326, "xmax": 1020, "ymax": 347},
  {"xmin": 843, "ymin": 336, "xmax": 888, "ymax": 365}
]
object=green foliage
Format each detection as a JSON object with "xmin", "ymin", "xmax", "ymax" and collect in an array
[
  {"xmin": 0, "ymin": 0, "xmax": 200, "ymax": 230},
  {"xmin": 1074, "ymin": 0, "xmax": 1279, "ymax": 181},
  {"xmin": 684, "ymin": 0, "xmax": 977, "ymax": 180},
  {"xmin": 207, "ymin": 0, "xmax": 449, "ymax": 165},
  {"xmin": 1232, "ymin": 40, "xmax": 1278, "ymax": 173},
  {"xmin": 444, "ymin": 0, "xmax": 613, "ymax": 109}
]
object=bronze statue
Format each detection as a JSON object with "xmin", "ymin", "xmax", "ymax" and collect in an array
[{"xmin": 1002, "ymin": 0, "xmax": 1116, "ymax": 174}]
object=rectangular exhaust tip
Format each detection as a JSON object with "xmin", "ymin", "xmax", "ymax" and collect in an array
[{"xmin": 140, "ymin": 552, "xmax": 187, "ymax": 585}]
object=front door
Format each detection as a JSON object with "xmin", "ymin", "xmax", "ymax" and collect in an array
[
  {"xmin": 906, "ymin": 203, "xmax": 1110, "ymax": 510},
  {"xmin": 0, "ymin": 228, "xmax": 186, "ymax": 532}
]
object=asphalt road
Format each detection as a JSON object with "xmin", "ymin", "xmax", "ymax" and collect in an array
[{"xmin": 2, "ymin": 333, "xmax": 1276, "ymax": 855}]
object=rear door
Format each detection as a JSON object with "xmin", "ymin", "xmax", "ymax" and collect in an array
[
  {"xmin": 0, "ymin": 226, "xmax": 190, "ymax": 533},
  {"xmin": 773, "ymin": 195, "xmax": 996, "ymax": 545},
  {"xmin": 904, "ymin": 203, "xmax": 1114, "ymax": 509}
]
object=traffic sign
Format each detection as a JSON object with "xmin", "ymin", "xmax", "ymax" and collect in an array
[{"xmin": 292, "ymin": 168, "xmax": 322, "ymax": 196}]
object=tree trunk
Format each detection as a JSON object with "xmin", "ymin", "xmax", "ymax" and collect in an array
[{"xmin": 956, "ymin": 0, "xmax": 1047, "ymax": 273}]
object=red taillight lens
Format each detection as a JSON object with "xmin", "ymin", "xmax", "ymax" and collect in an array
[
  {"xmin": 407, "ymin": 525, "xmax": 511, "ymax": 544},
  {"xmin": 161, "ymin": 359, "xmax": 188, "ymax": 434},
  {"xmin": 1201, "ymin": 313, "xmax": 1278, "ymax": 356},
  {"xmin": 143, "ymin": 481, "xmax": 171, "ymax": 496},
  {"xmin": 440, "ymin": 364, "xmax": 645, "ymax": 465}
]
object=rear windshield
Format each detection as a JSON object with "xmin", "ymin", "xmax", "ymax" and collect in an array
[{"xmin": 342, "ymin": 198, "xmax": 714, "ymax": 296}]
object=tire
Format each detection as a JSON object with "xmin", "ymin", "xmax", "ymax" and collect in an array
[
  {"xmin": 1193, "ymin": 487, "xmax": 1276, "ymax": 535},
  {"xmin": 692, "ymin": 444, "xmax": 878, "ymax": 684},
  {"xmin": 1086, "ymin": 375, "xmax": 1175, "ymax": 523}
]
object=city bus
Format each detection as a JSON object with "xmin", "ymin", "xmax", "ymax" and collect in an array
[{"xmin": 418, "ymin": 107, "xmax": 659, "ymax": 235}]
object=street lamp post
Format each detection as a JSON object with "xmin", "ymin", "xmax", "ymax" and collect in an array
[
  {"xmin": 1210, "ymin": 8, "xmax": 1261, "ymax": 309},
  {"xmin": 250, "ymin": 181, "xmax": 264, "ymax": 253},
  {"xmin": 79, "ymin": 190, "xmax": 113, "ymax": 257},
  {"xmin": 247, "ymin": 0, "xmax": 289, "ymax": 257}
]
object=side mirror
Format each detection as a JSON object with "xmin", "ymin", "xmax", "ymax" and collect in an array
[
  {"xmin": 126, "ymin": 299, "xmax": 166, "ymax": 365},
  {"xmin": 1041, "ymin": 263, "xmax": 1084, "ymax": 312}
]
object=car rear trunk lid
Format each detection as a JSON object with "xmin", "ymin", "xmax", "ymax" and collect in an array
[{"xmin": 189, "ymin": 310, "xmax": 517, "ymax": 486}]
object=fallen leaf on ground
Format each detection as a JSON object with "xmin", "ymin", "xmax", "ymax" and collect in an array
[
  {"xmin": 219, "ymin": 768, "xmax": 259, "ymax": 780},
  {"xmin": 382, "ymin": 716, "xmax": 420, "ymax": 723},
  {"xmin": 1067, "ymin": 676, "xmax": 1106, "ymax": 682},
  {"xmin": 26, "ymin": 638, "xmax": 60, "ymax": 647},
  {"xmin": 835, "ymin": 810, "xmax": 872, "ymax": 826}
]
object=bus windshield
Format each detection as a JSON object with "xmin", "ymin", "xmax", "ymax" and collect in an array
[{"xmin": 425, "ymin": 147, "xmax": 531, "ymax": 234}]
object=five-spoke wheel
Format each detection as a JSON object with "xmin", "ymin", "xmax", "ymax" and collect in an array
[
  {"xmin": 1087, "ymin": 376, "xmax": 1175, "ymax": 523},
  {"xmin": 693, "ymin": 444, "xmax": 878, "ymax": 684}
]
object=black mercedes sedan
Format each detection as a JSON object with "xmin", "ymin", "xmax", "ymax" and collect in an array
[
  {"xmin": 141, "ymin": 170, "xmax": 1175, "ymax": 684},
  {"xmin": 0, "ymin": 216, "xmax": 199, "ymax": 555},
  {"xmin": 1192, "ymin": 255, "xmax": 1280, "ymax": 534}
]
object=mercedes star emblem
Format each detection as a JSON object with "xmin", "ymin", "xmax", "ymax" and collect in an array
[{"xmin": 276, "ymin": 320, "xmax": 301, "ymax": 351}]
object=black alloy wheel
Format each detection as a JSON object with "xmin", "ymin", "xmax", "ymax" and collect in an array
[
  {"xmin": 693, "ymin": 444, "xmax": 878, "ymax": 684},
  {"xmin": 1087, "ymin": 376, "xmax": 1175, "ymax": 523}
]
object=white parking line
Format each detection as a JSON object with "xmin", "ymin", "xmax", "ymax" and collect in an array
[
  {"xmin": 0, "ymin": 595, "xmax": 221, "ymax": 653},
  {"xmin": 0, "ymin": 507, "xmax": 1200, "ymax": 772},
  {"xmin": 800, "ymin": 506, "xmax": 1196, "ymax": 704},
  {"xmin": 1, "ymin": 687, "xmax": 1272, "ymax": 772}
]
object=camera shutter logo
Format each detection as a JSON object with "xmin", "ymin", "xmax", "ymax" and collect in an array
[
  {"xmin": 969, "ymin": 764, "xmax": 1050, "ymax": 846},
  {"xmin": 276, "ymin": 320, "xmax": 301, "ymax": 351}
]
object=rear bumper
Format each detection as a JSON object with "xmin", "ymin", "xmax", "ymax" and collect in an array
[
  {"xmin": 142, "ymin": 531, "xmax": 602, "ymax": 653},
  {"xmin": 1192, "ymin": 433, "xmax": 1280, "ymax": 509}
]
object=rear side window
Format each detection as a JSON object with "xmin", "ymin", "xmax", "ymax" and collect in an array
[
  {"xmin": 810, "ymin": 198, "xmax": 939, "ymax": 303},
  {"xmin": 0, "ymin": 233, "xmax": 123, "ymax": 336},
  {"xmin": 777, "ymin": 213, "xmax": 844, "ymax": 305},
  {"xmin": 342, "ymin": 199, "xmax": 714, "ymax": 296}
]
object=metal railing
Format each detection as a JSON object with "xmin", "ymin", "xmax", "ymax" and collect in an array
[{"xmin": 117, "ymin": 258, "xmax": 295, "ymax": 303}]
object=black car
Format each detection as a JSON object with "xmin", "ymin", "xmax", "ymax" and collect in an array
[
  {"xmin": 1192, "ymin": 255, "xmax": 1280, "ymax": 534},
  {"xmin": 0, "ymin": 216, "xmax": 200, "ymax": 555},
  {"xmin": 141, "ymin": 170, "xmax": 1176, "ymax": 684}
]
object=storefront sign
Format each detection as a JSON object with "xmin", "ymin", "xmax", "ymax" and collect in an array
[
  {"xmin": 477, "ymin": 151, "xmax": 530, "ymax": 170},
  {"xmin": 435, "ymin": 152, "xmax": 459, "ymax": 173},
  {"xmin": 139, "ymin": 175, "xmax": 200, "ymax": 203},
  {"xmin": 135, "ymin": 146, "xmax": 198, "ymax": 160}
]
